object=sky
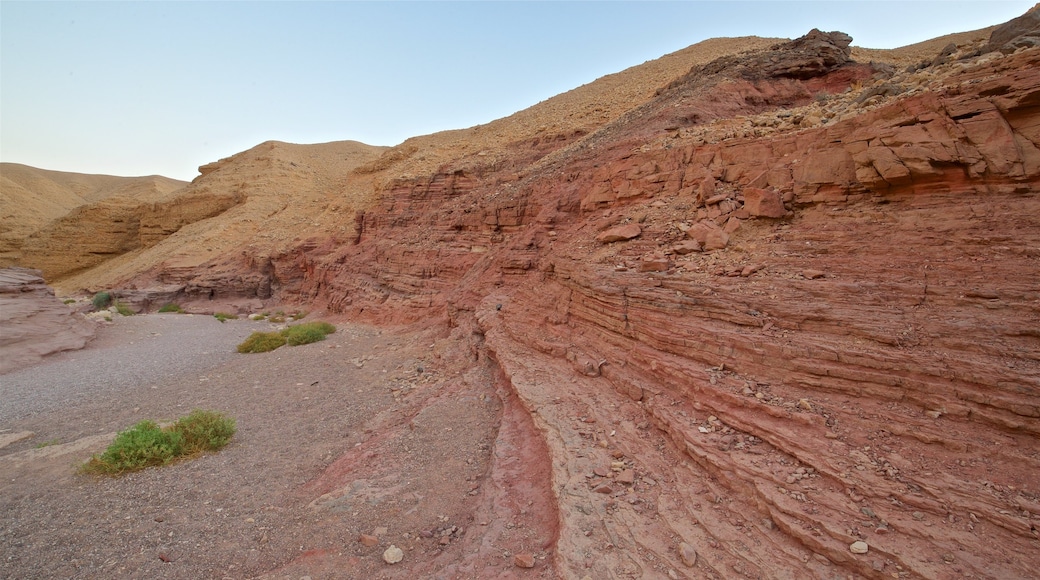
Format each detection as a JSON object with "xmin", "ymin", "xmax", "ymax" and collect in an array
[{"xmin": 1, "ymin": 1, "xmax": 1035, "ymax": 181}]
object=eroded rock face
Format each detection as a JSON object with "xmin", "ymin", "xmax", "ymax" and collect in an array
[
  {"xmin": 18, "ymin": 23, "xmax": 1040, "ymax": 580},
  {"xmin": 284, "ymin": 36, "xmax": 1039, "ymax": 578},
  {"xmin": 0, "ymin": 268, "xmax": 95, "ymax": 374}
]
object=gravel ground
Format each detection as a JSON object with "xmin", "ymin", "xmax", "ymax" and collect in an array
[
  {"xmin": 0, "ymin": 314, "xmax": 551, "ymax": 579},
  {"xmin": 0, "ymin": 314, "xmax": 261, "ymax": 424}
]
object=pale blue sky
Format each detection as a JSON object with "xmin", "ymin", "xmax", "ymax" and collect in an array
[{"xmin": 1, "ymin": 1, "xmax": 1034, "ymax": 181}]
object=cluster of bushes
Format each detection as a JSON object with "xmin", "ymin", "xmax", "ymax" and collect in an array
[
  {"xmin": 91, "ymin": 291, "xmax": 134, "ymax": 316},
  {"xmin": 237, "ymin": 321, "xmax": 336, "ymax": 353},
  {"xmin": 81, "ymin": 410, "xmax": 236, "ymax": 475}
]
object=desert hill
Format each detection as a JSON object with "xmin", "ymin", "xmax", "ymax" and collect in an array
[
  {"xmin": 3, "ymin": 7, "xmax": 1040, "ymax": 579},
  {"xmin": 0, "ymin": 163, "xmax": 186, "ymax": 266}
]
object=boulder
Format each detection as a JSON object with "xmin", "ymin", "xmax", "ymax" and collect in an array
[
  {"xmin": 596, "ymin": 224, "xmax": 642, "ymax": 243},
  {"xmin": 742, "ymin": 188, "xmax": 787, "ymax": 218},
  {"xmin": 686, "ymin": 221, "xmax": 730, "ymax": 251}
]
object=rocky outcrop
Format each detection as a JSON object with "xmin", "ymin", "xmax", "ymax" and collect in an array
[
  {"xmin": 0, "ymin": 164, "xmax": 186, "ymax": 267},
  {"xmin": 20, "ymin": 188, "xmax": 243, "ymax": 281},
  {"xmin": 283, "ymin": 31, "xmax": 1040, "ymax": 578},
  {"xmin": 0, "ymin": 268, "xmax": 95, "ymax": 374},
  {"xmin": 12, "ymin": 17, "xmax": 1040, "ymax": 579},
  {"xmin": 983, "ymin": 2, "xmax": 1040, "ymax": 54}
]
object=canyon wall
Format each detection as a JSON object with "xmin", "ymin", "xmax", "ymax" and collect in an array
[{"xmin": 288, "ymin": 35, "xmax": 1039, "ymax": 578}]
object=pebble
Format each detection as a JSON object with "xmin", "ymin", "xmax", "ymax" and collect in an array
[
  {"xmin": 679, "ymin": 542, "xmax": 698, "ymax": 567},
  {"xmin": 850, "ymin": 541, "xmax": 869, "ymax": 554},
  {"xmin": 383, "ymin": 545, "xmax": 404, "ymax": 564},
  {"xmin": 359, "ymin": 534, "xmax": 379, "ymax": 547},
  {"xmin": 593, "ymin": 484, "xmax": 613, "ymax": 494},
  {"xmin": 514, "ymin": 553, "xmax": 536, "ymax": 568}
]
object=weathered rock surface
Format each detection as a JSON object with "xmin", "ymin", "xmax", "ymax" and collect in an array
[
  {"xmin": 0, "ymin": 164, "xmax": 186, "ymax": 268},
  {"xmin": 7, "ymin": 14, "xmax": 1040, "ymax": 580},
  {"xmin": 287, "ymin": 31, "xmax": 1039, "ymax": 578},
  {"xmin": 0, "ymin": 268, "xmax": 95, "ymax": 374}
]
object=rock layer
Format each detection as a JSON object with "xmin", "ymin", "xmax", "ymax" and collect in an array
[
  {"xmin": 289, "ymin": 34, "xmax": 1040, "ymax": 578},
  {"xmin": 0, "ymin": 268, "xmax": 96, "ymax": 374}
]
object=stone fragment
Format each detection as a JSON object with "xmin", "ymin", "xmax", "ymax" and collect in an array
[
  {"xmin": 672, "ymin": 240, "xmax": 702, "ymax": 254},
  {"xmin": 593, "ymin": 466, "xmax": 611, "ymax": 477},
  {"xmin": 686, "ymin": 221, "xmax": 729, "ymax": 251},
  {"xmin": 678, "ymin": 542, "xmax": 698, "ymax": 567},
  {"xmin": 596, "ymin": 224, "xmax": 641, "ymax": 243},
  {"xmin": 802, "ymin": 270, "xmax": 826, "ymax": 279},
  {"xmin": 638, "ymin": 256, "xmax": 672, "ymax": 272},
  {"xmin": 593, "ymin": 483, "xmax": 613, "ymax": 494},
  {"xmin": 514, "ymin": 553, "xmax": 536, "ymax": 568},
  {"xmin": 358, "ymin": 534, "xmax": 379, "ymax": 547},
  {"xmin": 742, "ymin": 187, "xmax": 787, "ymax": 218},
  {"xmin": 850, "ymin": 541, "xmax": 869, "ymax": 554},
  {"xmin": 616, "ymin": 469, "xmax": 636, "ymax": 485},
  {"xmin": 382, "ymin": 545, "xmax": 404, "ymax": 564}
]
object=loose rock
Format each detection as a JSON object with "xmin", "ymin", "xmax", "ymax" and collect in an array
[
  {"xmin": 850, "ymin": 541, "xmax": 869, "ymax": 554},
  {"xmin": 514, "ymin": 553, "xmax": 536, "ymax": 568},
  {"xmin": 679, "ymin": 541, "xmax": 698, "ymax": 567},
  {"xmin": 383, "ymin": 545, "xmax": 404, "ymax": 564}
]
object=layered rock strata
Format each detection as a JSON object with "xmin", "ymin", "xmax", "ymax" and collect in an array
[
  {"xmin": 0, "ymin": 268, "xmax": 95, "ymax": 374},
  {"xmin": 288, "ymin": 33, "xmax": 1039, "ymax": 578}
]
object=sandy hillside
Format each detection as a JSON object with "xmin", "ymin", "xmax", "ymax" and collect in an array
[{"xmin": 0, "ymin": 163, "xmax": 186, "ymax": 265}]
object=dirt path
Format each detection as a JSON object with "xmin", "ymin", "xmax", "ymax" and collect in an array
[{"xmin": 0, "ymin": 314, "xmax": 557, "ymax": 579}]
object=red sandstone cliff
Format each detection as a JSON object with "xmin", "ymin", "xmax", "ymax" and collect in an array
[
  {"xmin": 6, "ymin": 13, "xmax": 1039, "ymax": 579},
  {"xmin": 283, "ymin": 29, "xmax": 1039, "ymax": 578}
]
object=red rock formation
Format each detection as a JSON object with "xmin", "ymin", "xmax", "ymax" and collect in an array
[{"xmin": 282, "ymin": 32, "xmax": 1040, "ymax": 578}]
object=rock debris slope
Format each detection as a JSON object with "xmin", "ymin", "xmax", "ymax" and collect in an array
[{"xmin": 6, "ymin": 10, "xmax": 1040, "ymax": 579}]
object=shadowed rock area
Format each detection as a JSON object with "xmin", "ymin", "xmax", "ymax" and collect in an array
[{"xmin": 2, "ymin": 10, "xmax": 1039, "ymax": 579}]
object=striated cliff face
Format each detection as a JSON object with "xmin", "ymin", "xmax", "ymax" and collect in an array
[
  {"xmin": 7, "ymin": 15, "xmax": 1038, "ymax": 579},
  {"xmin": 280, "ymin": 30, "xmax": 1039, "ymax": 578},
  {"xmin": 0, "ymin": 164, "xmax": 187, "ymax": 268}
]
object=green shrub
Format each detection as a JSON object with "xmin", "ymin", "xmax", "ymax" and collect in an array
[
  {"xmin": 92, "ymin": 291, "xmax": 112, "ymax": 310},
  {"xmin": 63, "ymin": 299, "xmax": 76, "ymax": 305},
  {"xmin": 214, "ymin": 312, "xmax": 238, "ymax": 323},
  {"xmin": 113, "ymin": 301, "xmax": 135, "ymax": 316},
  {"xmin": 80, "ymin": 410, "xmax": 235, "ymax": 476},
  {"xmin": 158, "ymin": 303, "xmax": 183, "ymax": 313},
  {"xmin": 237, "ymin": 331, "xmax": 287, "ymax": 353},
  {"xmin": 281, "ymin": 321, "xmax": 336, "ymax": 346},
  {"xmin": 81, "ymin": 420, "xmax": 183, "ymax": 474},
  {"xmin": 172, "ymin": 410, "xmax": 236, "ymax": 454}
]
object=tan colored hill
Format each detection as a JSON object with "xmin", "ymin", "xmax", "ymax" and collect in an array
[{"xmin": 0, "ymin": 163, "xmax": 186, "ymax": 266}]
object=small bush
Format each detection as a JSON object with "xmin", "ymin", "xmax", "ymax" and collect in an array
[
  {"xmin": 113, "ymin": 301, "xmax": 135, "ymax": 316},
  {"xmin": 281, "ymin": 321, "xmax": 336, "ymax": 346},
  {"xmin": 237, "ymin": 331, "xmax": 287, "ymax": 353},
  {"xmin": 92, "ymin": 291, "xmax": 112, "ymax": 310},
  {"xmin": 290, "ymin": 310, "xmax": 308, "ymax": 320},
  {"xmin": 172, "ymin": 410, "xmax": 237, "ymax": 454},
  {"xmin": 63, "ymin": 299, "xmax": 76, "ymax": 305},
  {"xmin": 158, "ymin": 303, "xmax": 183, "ymax": 313},
  {"xmin": 81, "ymin": 410, "xmax": 235, "ymax": 476},
  {"xmin": 81, "ymin": 420, "xmax": 183, "ymax": 474},
  {"xmin": 214, "ymin": 312, "xmax": 238, "ymax": 323}
]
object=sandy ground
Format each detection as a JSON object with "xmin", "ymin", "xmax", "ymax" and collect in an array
[{"xmin": 0, "ymin": 314, "xmax": 551, "ymax": 579}]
